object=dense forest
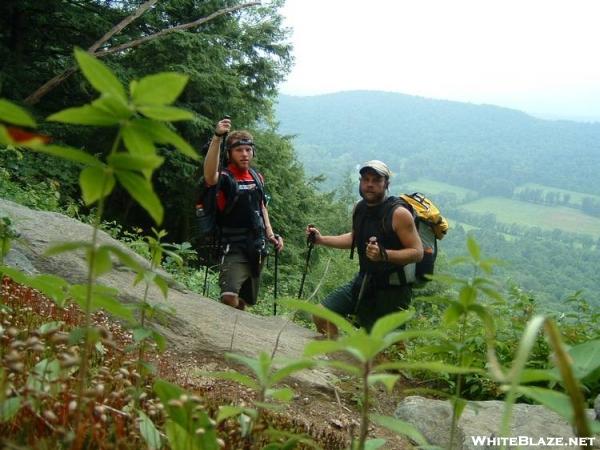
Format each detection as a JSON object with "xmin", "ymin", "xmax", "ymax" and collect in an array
[
  {"xmin": 0, "ymin": 0, "xmax": 353, "ymax": 252},
  {"xmin": 276, "ymin": 92, "xmax": 600, "ymax": 308},
  {"xmin": 276, "ymin": 91, "xmax": 600, "ymax": 196}
]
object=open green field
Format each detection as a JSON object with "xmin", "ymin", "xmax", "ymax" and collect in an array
[
  {"xmin": 397, "ymin": 178, "xmax": 477, "ymax": 201},
  {"xmin": 460, "ymin": 197, "xmax": 600, "ymax": 239},
  {"xmin": 515, "ymin": 183, "xmax": 600, "ymax": 207}
]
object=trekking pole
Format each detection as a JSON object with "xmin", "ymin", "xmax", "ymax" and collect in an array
[
  {"xmin": 297, "ymin": 228, "xmax": 316, "ymax": 298},
  {"xmin": 353, "ymin": 237, "xmax": 377, "ymax": 319},
  {"xmin": 202, "ymin": 264, "xmax": 209, "ymax": 296},
  {"xmin": 218, "ymin": 114, "xmax": 230, "ymax": 169},
  {"xmin": 273, "ymin": 248, "xmax": 279, "ymax": 315}
]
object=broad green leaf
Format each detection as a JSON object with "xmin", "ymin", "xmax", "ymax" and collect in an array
[
  {"xmin": 153, "ymin": 380, "xmax": 187, "ymax": 427},
  {"xmin": 91, "ymin": 95, "xmax": 131, "ymax": 120},
  {"xmin": 370, "ymin": 309, "xmax": 414, "ymax": 339},
  {"xmin": 101, "ymin": 245, "xmax": 143, "ymax": 272},
  {"xmin": 442, "ymin": 301, "xmax": 464, "ymax": 325},
  {"xmin": 153, "ymin": 275, "xmax": 169, "ymax": 299},
  {"xmin": 226, "ymin": 353, "xmax": 269, "ymax": 385},
  {"xmin": 122, "ymin": 122, "xmax": 156, "ymax": 156},
  {"xmin": 133, "ymin": 327, "xmax": 153, "ymax": 343},
  {"xmin": 69, "ymin": 327, "xmax": 100, "ymax": 346},
  {"xmin": 279, "ymin": 299, "xmax": 355, "ymax": 334},
  {"xmin": 132, "ymin": 72, "xmax": 189, "ymax": 106},
  {"xmin": 115, "ymin": 170, "xmax": 163, "ymax": 224},
  {"xmin": 0, "ymin": 99, "xmax": 36, "ymax": 127},
  {"xmin": 92, "ymin": 246, "xmax": 113, "ymax": 277},
  {"xmin": 90, "ymin": 290, "xmax": 132, "ymax": 321},
  {"xmin": 428, "ymin": 273, "xmax": 465, "ymax": 285},
  {"xmin": 370, "ymin": 414, "xmax": 430, "ymax": 447},
  {"xmin": 138, "ymin": 411, "xmax": 162, "ymax": 450},
  {"xmin": 364, "ymin": 438, "xmax": 387, "ymax": 450},
  {"xmin": 201, "ymin": 371, "xmax": 259, "ymax": 390},
  {"xmin": 134, "ymin": 270, "xmax": 155, "ymax": 287},
  {"xmin": 342, "ymin": 332, "xmax": 385, "ymax": 362},
  {"xmin": 32, "ymin": 358, "xmax": 61, "ymax": 382},
  {"xmin": 0, "ymin": 396, "xmax": 21, "ymax": 422},
  {"xmin": 466, "ymin": 236, "xmax": 480, "ymax": 260},
  {"xmin": 516, "ymin": 386, "xmax": 573, "ymax": 422},
  {"xmin": 45, "ymin": 241, "xmax": 91, "ymax": 256},
  {"xmin": 216, "ymin": 405, "xmax": 245, "ymax": 424},
  {"xmin": 80, "ymin": 166, "xmax": 115, "ymax": 205},
  {"xmin": 138, "ymin": 105, "xmax": 194, "ymax": 121},
  {"xmin": 519, "ymin": 368, "xmax": 559, "ymax": 383},
  {"xmin": 133, "ymin": 119, "xmax": 198, "ymax": 160},
  {"xmin": 458, "ymin": 285, "xmax": 477, "ymax": 305},
  {"xmin": 165, "ymin": 420, "xmax": 199, "ymax": 450},
  {"xmin": 107, "ymin": 153, "xmax": 164, "ymax": 173},
  {"xmin": 271, "ymin": 360, "xmax": 315, "ymax": 384},
  {"xmin": 266, "ymin": 387, "xmax": 294, "ymax": 402},
  {"xmin": 69, "ymin": 284, "xmax": 133, "ymax": 321},
  {"xmin": 47, "ymin": 105, "xmax": 120, "ymax": 126},
  {"xmin": 0, "ymin": 125, "xmax": 12, "ymax": 145},
  {"xmin": 26, "ymin": 144, "xmax": 103, "ymax": 167},
  {"xmin": 0, "ymin": 270, "xmax": 71, "ymax": 307},
  {"xmin": 151, "ymin": 331, "xmax": 167, "ymax": 352},
  {"xmin": 28, "ymin": 274, "xmax": 71, "ymax": 307},
  {"xmin": 303, "ymin": 339, "xmax": 345, "ymax": 357},
  {"xmin": 453, "ymin": 397, "xmax": 467, "ymax": 420},
  {"xmin": 38, "ymin": 321, "xmax": 64, "ymax": 335},
  {"xmin": 373, "ymin": 361, "xmax": 483, "ymax": 375},
  {"xmin": 368, "ymin": 374, "xmax": 400, "ymax": 393},
  {"xmin": 568, "ymin": 339, "xmax": 600, "ymax": 380},
  {"xmin": 74, "ymin": 48, "xmax": 126, "ymax": 100}
]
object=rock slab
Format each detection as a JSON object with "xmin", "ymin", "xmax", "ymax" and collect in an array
[{"xmin": 395, "ymin": 395, "xmax": 598, "ymax": 450}]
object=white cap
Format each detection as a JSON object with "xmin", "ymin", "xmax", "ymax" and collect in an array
[{"xmin": 359, "ymin": 160, "xmax": 392, "ymax": 178}]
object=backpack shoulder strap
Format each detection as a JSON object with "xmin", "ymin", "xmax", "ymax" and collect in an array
[
  {"xmin": 382, "ymin": 196, "xmax": 414, "ymax": 234},
  {"xmin": 248, "ymin": 168, "xmax": 266, "ymax": 202},
  {"xmin": 218, "ymin": 168, "xmax": 239, "ymax": 215}
]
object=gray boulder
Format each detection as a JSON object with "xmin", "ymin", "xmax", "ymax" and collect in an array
[
  {"xmin": 396, "ymin": 395, "xmax": 598, "ymax": 450},
  {"xmin": 0, "ymin": 198, "xmax": 334, "ymax": 389}
]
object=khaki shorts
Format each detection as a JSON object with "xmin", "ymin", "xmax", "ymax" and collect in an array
[{"xmin": 219, "ymin": 251, "xmax": 263, "ymax": 306}]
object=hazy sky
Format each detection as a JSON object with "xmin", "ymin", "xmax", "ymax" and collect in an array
[{"xmin": 278, "ymin": 0, "xmax": 600, "ymax": 120}]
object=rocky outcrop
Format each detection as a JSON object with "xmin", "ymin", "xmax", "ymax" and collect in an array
[
  {"xmin": 395, "ymin": 396, "xmax": 598, "ymax": 450},
  {"xmin": 0, "ymin": 198, "xmax": 333, "ymax": 390}
]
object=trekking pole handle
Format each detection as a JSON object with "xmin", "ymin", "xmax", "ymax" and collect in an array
[{"xmin": 307, "ymin": 224, "xmax": 317, "ymax": 247}]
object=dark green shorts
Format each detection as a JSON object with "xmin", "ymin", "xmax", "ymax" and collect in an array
[
  {"xmin": 321, "ymin": 274, "xmax": 412, "ymax": 332},
  {"xmin": 219, "ymin": 251, "xmax": 264, "ymax": 306}
]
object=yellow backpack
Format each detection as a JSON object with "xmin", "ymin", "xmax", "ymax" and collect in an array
[{"xmin": 400, "ymin": 193, "xmax": 449, "ymax": 240}]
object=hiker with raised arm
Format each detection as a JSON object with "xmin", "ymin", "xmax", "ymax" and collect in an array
[
  {"xmin": 203, "ymin": 117, "xmax": 283, "ymax": 310},
  {"xmin": 306, "ymin": 160, "xmax": 423, "ymax": 337}
]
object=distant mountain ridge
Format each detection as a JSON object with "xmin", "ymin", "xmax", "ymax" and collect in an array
[{"xmin": 275, "ymin": 91, "xmax": 600, "ymax": 196}]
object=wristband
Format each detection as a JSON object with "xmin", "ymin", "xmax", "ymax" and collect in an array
[{"xmin": 214, "ymin": 131, "xmax": 227, "ymax": 138}]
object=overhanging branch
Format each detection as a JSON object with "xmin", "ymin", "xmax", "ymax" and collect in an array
[{"xmin": 25, "ymin": 1, "xmax": 261, "ymax": 106}]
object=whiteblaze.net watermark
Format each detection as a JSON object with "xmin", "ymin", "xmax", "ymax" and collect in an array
[{"xmin": 471, "ymin": 436, "xmax": 597, "ymax": 447}]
